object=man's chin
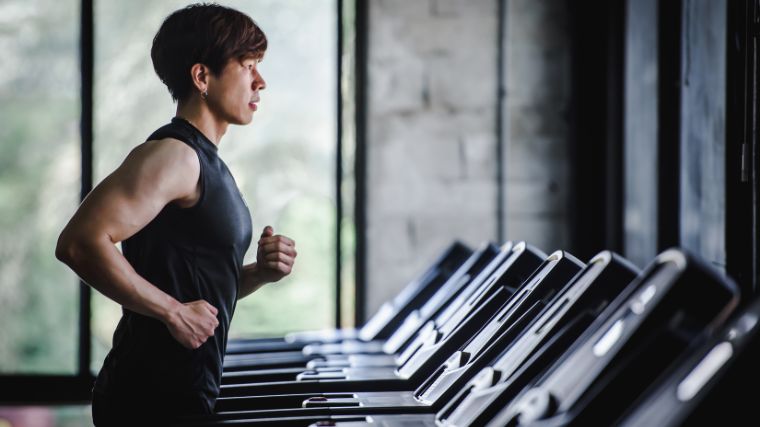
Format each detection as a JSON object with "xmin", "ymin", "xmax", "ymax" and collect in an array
[{"xmin": 231, "ymin": 115, "xmax": 254, "ymax": 126}]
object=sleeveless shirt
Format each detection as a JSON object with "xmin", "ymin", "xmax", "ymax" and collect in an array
[{"xmin": 93, "ymin": 117, "xmax": 253, "ymax": 414}]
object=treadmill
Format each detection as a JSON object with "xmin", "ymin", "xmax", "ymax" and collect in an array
[
  {"xmin": 199, "ymin": 251, "xmax": 638, "ymax": 427},
  {"xmin": 225, "ymin": 241, "xmax": 473, "ymax": 356},
  {"xmin": 216, "ymin": 244, "xmax": 553, "ymax": 391},
  {"xmin": 614, "ymin": 295, "xmax": 760, "ymax": 427},
  {"xmin": 179, "ymin": 250, "xmax": 584, "ymax": 425},
  {"xmin": 484, "ymin": 248, "xmax": 740, "ymax": 427},
  {"xmin": 283, "ymin": 249, "xmax": 739, "ymax": 427},
  {"xmin": 221, "ymin": 242, "xmax": 504, "ymax": 375}
]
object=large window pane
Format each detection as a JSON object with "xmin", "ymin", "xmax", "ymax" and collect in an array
[
  {"xmin": 0, "ymin": 0, "xmax": 80, "ymax": 374},
  {"xmin": 92, "ymin": 0, "xmax": 337, "ymax": 368}
]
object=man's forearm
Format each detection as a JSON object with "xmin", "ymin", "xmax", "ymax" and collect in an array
[
  {"xmin": 56, "ymin": 234, "xmax": 181, "ymax": 323},
  {"xmin": 238, "ymin": 263, "xmax": 269, "ymax": 299}
]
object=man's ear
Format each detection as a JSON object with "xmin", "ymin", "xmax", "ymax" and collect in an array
[{"xmin": 189, "ymin": 63, "xmax": 209, "ymax": 94}]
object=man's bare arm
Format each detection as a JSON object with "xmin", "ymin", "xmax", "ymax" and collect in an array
[
  {"xmin": 56, "ymin": 138, "xmax": 219, "ymax": 349},
  {"xmin": 238, "ymin": 226, "xmax": 297, "ymax": 299}
]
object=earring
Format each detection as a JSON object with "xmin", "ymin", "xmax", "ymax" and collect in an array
[{"xmin": 201, "ymin": 90, "xmax": 208, "ymax": 100}]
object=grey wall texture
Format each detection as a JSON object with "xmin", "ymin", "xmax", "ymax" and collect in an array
[
  {"xmin": 502, "ymin": 0, "xmax": 571, "ymax": 255},
  {"xmin": 365, "ymin": 0, "xmax": 572, "ymax": 316}
]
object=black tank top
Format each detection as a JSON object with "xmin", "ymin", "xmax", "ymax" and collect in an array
[{"xmin": 94, "ymin": 117, "xmax": 253, "ymax": 414}]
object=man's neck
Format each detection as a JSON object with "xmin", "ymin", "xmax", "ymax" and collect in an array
[{"xmin": 175, "ymin": 100, "xmax": 228, "ymax": 146}]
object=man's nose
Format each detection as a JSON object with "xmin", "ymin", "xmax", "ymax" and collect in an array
[{"xmin": 254, "ymin": 72, "xmax": 266, "ymax": 91}]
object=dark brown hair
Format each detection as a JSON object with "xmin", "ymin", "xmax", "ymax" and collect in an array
[{"xmin": 151, "ymin": 3, "xmax": 267, "ymax": 102}]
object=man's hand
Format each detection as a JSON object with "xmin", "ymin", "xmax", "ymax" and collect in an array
[
  {"xmin": 164, "ymin": 300, "xmax": 219, "ymax": 349},
  {"xmin": 255, "ymin": 226, "xmax": 297, "ymax": 284}
]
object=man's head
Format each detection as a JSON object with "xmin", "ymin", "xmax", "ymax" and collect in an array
[{"xmin": 151, "ymin": 3, "xmax": 267, "ymax": 103}]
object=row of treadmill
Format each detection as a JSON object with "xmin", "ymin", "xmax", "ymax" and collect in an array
[{"xmin": 179, "ymin": 241, "xmax": 759, "ymax": 426}]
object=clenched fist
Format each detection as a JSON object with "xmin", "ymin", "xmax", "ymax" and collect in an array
[
  {"xmin": 165, "ymin": 300, "xmax": 219, "ymax": 349},
  {"xmin": 256, "ymin": 226, "xmax": 297, "ymax": 284}
]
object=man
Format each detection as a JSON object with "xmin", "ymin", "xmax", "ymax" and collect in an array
[{"xmin": 55, "ymin": 4, "xmax": 296, "ymax": 424}]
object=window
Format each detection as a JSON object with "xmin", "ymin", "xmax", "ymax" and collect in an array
[{"xmin": 0, "ymin": 0, "xmax": 80, "ymax": 375}]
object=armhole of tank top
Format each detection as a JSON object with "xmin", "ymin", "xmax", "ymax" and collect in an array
[
  {"xmin": 183, "ymin": 146, "xmax": 207, "ymax": 212},
  {"xmin": 179, "ymin": 141, "xmax": 206, "ymax": 212},
  {"xmin": 150, "ymin": 131, "xmax": 207, "ymax": 211}
]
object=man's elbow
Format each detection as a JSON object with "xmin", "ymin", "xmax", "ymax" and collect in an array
[
  {"xmin": 55, "ymin": 231, "xmax": 84, "ymax": 267},
  {"xmin": 55, "ymin": 234, "xmax": 73, "ymax": 265}
]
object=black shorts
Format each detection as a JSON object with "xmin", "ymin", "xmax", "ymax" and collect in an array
[{"xmin": 92, "ymin": 389, "xmax": 213, "ymax": 426}]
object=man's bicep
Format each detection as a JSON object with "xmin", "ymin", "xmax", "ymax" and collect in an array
[
  {"xmin": 70, "ymin": 140, "xmax": 199, "ymax": 243},
  {"xmin": 72, "ymin": 169, "xmax": 169, "ymax": 244}
]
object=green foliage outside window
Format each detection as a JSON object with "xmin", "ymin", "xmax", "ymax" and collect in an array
[{"xmin": 0, "ymin": 0, "xmax": 80, "ymax": 374}]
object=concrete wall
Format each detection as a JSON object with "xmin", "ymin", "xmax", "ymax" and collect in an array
[
  {"xmin": 502, "ymin": 0, "xmax": 571, "ymax": 255},
  {"xmin": 364, "ymin": 0, "xmax": 571, "ymax": 316}
]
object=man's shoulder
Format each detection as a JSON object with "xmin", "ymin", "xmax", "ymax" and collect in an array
[{"xmin": 132, "ymin": 138, "xmax": 199, "ymax": 172}]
